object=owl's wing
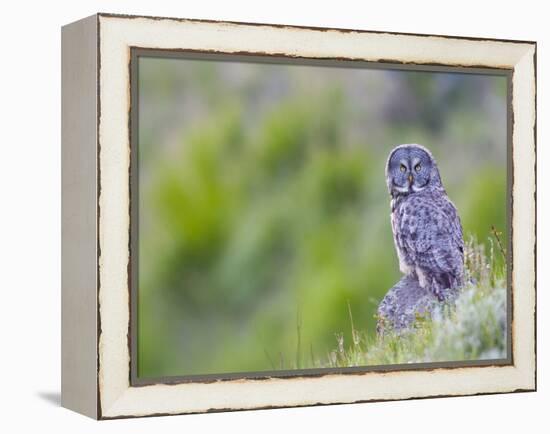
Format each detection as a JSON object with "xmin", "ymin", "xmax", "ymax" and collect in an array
[{"xmin": 396, "ymin": 192, "xmax": 464, "ymax": 283}]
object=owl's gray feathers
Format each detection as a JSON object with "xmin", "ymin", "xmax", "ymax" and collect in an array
[
  {"xmin": 378, "ymin": 144, "xmax": 464, "ymax": 332},
  {"xmin": 391, "ymin": 188, "xmax": 464, "ymax": 301}
]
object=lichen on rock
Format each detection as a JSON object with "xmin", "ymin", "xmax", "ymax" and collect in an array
[{"xmin": 376, "ymin": 275, "xmax": 446, "ymax": 335}]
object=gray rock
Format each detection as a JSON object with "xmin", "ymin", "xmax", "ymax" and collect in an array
[{"xmin": 376, "ymin": 275, "xmax": 443, "ymax": 335}]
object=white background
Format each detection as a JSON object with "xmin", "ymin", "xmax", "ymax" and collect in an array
[{"xmin": 0, "ymin": 0, "xmax": 546, "ymax": 432}]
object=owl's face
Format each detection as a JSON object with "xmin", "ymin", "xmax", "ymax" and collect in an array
[{"xmin": 386, "ymin": 144, "xmax": 442, "ymax": 196}]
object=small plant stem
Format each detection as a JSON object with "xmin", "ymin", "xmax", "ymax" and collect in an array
[
  {"xmin": 296, "ymin": 308, "xmax": 302, "ymax": 369},
  {"xmin": 491, "ymin": 225, "xmax": 507, "ymax": 260}
]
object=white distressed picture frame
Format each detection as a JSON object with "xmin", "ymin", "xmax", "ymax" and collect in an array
[{"xmin": 61, "ymin": 13, "xmax": 536, "ymax": 419}]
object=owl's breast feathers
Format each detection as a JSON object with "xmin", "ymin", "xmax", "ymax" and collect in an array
[{"xmin": 391, "ymin": 188, "xmax": 464, "ymax": 300}]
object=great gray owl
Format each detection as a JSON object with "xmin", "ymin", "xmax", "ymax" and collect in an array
[{"xmin": 384, "ymin": 144, "xmax": 464, "ymax": 303}]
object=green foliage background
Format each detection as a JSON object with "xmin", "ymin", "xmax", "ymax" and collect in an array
[{"xmin": 137, "ymin": 57, "xmax": 508, "ymax": 378}]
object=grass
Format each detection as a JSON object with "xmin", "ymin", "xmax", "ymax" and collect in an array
[{"xmin": 316, "ymin": 232, "xmax": 508, "ymax": 368}]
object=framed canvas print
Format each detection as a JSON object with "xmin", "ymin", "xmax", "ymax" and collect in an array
[{"xmin": 61, "ymin": 13, "xmax": 536, "ymax": 419}]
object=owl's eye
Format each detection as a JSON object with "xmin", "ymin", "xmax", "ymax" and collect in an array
[
  {"xmin": 415, "ymin": 163, "xmax": 422, "ymax": 172},
  {"xmin": 400, "ymin": 164, "xmax": 406, "ymax": 173}
]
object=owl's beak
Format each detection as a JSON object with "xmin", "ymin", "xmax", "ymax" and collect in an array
[{"xmin": 408, "ymin": 174, "xmax": 413, "ymax": 185}]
